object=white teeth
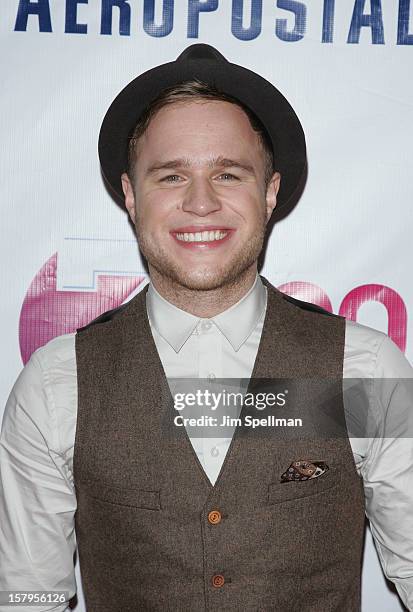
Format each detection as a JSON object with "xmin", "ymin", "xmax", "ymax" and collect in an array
[{"xmin": 175, "ymin": 230, "xmax": 229, "ymax": 243}]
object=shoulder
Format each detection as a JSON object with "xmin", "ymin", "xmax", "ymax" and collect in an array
[
  {"xmin": 344, "ymin": 319, "xmax": 412, "ymax": 377},
  {"xmin": 31, "ymin": 332, "xmax": 77, "ymax": 375},
  {"xmin": 3, "ymin": 333, "xmax": 77, "ymax": 454},
  {"xmin": 77, "ymin": 285, "xmax": 149, "ymax": 334},
  {"xmin": 278, "ymin": 291, "xmax": 340, "ymax": 318},
  {"xmin": 263, "ymin": 277, "xmax": 344, "ymax": 331},
  {"xmin": 345, "ymin": 319, "xmax": 387, "ymax": 357},
  {"xmin": 76, "ymin": 302, "xmax": 131, "ymax": 332}
]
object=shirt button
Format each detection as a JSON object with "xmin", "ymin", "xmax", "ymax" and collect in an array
[
  {"xmin": 210, "ymin": 446, "xmax": 219, "ymax": 457},
  {"xmin": 211, "ymin": 574, "xmax": 225, "ymax": 588},
  {"xmin": 201, "ymin": 320, "xmax": 212, "ymax": 332},
  {"xmin": 207, "ymin": 372, "xmax": 216, "ymax": 381},
  {"xmin": 208, "ymin": 510, "xmax": 222, "ymax": 525}
]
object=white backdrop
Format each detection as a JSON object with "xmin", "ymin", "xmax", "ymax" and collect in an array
[{"xmin": 1, "ymin": 1, "xmax": 413, "ymax": 610}]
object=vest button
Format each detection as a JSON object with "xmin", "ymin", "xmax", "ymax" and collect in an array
[
  {"xmin": 208, "ymin": 510, "xmax": 222, "ymax": 525},
  {"xmin": 212, "ymin": 574, "xmax": 225, "ymax": 588}
]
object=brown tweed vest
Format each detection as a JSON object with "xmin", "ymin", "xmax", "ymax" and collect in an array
[{"xmin": 73, "ymin": 275, "xmax": 365, "ymax": 612}]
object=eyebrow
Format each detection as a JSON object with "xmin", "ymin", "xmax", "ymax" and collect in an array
[{"xmin": 145, "ymin": 156, "xmax": 256, "ymax": 176}]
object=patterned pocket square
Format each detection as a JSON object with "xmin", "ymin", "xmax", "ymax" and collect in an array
[{"xmin": 281, "ymin": 460, "xmax": 329, "ymax": 483}]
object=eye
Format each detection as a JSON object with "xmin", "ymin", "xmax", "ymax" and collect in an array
[
  {"xmin": 217, "ymin": 173, "xmax": 238, "ymax": 181},
  {"xmin": 161, "ymin": 174, "xmax": 183, "ymax": 183}
]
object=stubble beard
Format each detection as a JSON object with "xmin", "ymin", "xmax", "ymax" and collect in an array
[{"xmin": 135, "ymin": 216, "xmax": 267, "ymax": 292}]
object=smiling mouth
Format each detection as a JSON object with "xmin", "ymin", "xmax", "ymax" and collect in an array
[{"xmin": 175, "ymin": 230, "xmax": 228, "ymax": 243}]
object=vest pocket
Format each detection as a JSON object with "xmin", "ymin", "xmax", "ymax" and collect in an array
[
  {"xmin": 78, "ymin": 481, "xmax": 161, "ymax": 510},
  {"xmin": 267, "ymin": 467, "xmax": 338, "ymax": 504}
]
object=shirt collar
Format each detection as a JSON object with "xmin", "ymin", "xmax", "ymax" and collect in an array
[{"xmin": 146, "ymin": 273, "xmax": 266, "ymax": 353}]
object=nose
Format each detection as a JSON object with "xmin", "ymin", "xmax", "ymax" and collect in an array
[{"xmin": 181, "ymin": 176, "xmax": 222, "ymax": 216}]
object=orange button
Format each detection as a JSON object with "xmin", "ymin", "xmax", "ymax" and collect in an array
[
  {"xmin": 208, "ymin": 510, "xmax": 222, "ymax": 525},
  {"xmin": 212, "ymin": 574, "xmax": 225, "ymax": 588}
]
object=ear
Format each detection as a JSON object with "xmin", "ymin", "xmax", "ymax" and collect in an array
[
  {"xmin": 265, "ymin": 172, "xmax": 281, "ymax": 222},
  {"xmin": 121, "ymin": 172, "xmax": 136, "ymax": 224}
]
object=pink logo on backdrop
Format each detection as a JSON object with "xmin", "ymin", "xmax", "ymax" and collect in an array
[
  {"xmin": 279, "ymin": 282, "xmax": 407, "ymax": 353},
  {"xmin": 19, "ymin": 253, "xmax": 145, "ymax": 364},
  {"xmin": 19, "ymin": 256, "xmax": 407, "ymax": 364}
]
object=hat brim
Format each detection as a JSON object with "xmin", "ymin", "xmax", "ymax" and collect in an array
[{"xmin": 98, "ymin": 52, "xmax": 307, "ymax": 209}]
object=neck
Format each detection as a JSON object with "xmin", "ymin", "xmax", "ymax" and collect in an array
[{"xmin": 148, "ymin": 266, "xmax": 258, "ymax": 318}]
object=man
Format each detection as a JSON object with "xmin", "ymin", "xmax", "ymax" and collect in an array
[{"xmin": 1, "ymin": 44, "xmax": 412, "ymax": 612}]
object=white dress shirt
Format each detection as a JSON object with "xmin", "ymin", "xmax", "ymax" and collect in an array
[{"xmin": 1, "ymin": 274, "xmax": 413, "ymax": 611}]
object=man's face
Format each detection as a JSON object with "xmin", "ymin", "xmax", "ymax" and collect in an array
[{"xmin": 121, "ymin": 99, "xmax": 280, "ymax": 291}]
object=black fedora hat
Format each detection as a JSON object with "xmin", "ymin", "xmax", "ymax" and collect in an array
[{"xmin": 98, "ymin": 43, "xmax": 307, "ymax": 209}]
